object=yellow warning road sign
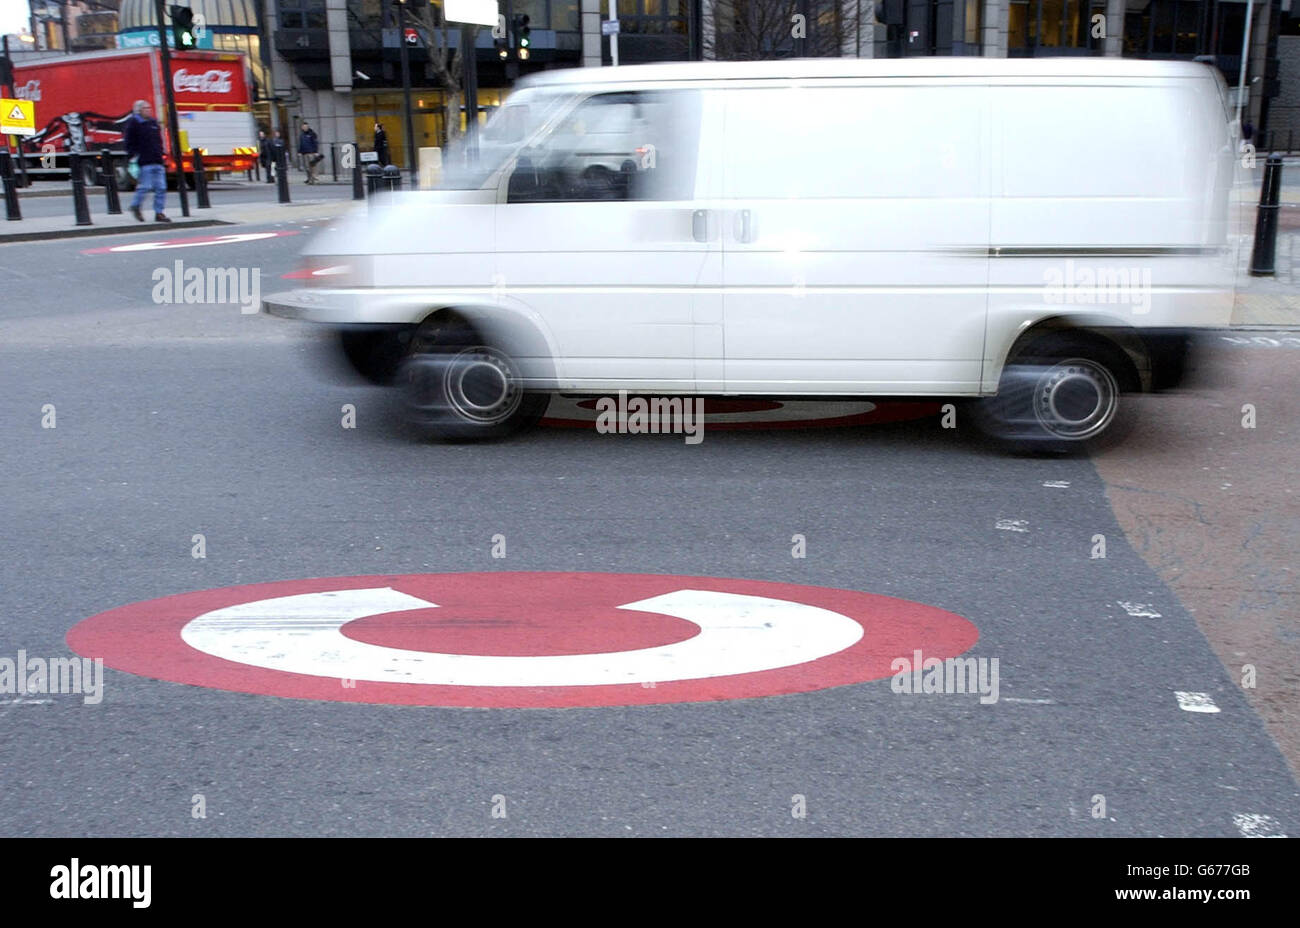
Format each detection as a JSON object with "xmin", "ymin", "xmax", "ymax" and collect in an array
[{"xmin": 1, "ymin": 99, "xmax": 36, "ymax": 136}]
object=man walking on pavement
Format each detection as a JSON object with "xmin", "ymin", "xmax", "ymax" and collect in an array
[
  {"xmin": 268, "ymin": 129, "xmax": 286, "ymax": 184},
  {"xmin": 124, "ymin": 99, "xmax": 170, "ymax": 223},
  {"xmin": 299, "ymin": 121, "xmax": 320, "ymax": 184}
]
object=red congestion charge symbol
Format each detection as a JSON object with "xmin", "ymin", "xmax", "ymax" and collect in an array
[{"xmin": 66, "ymin": 572, "xmax": 979, "ymax": 708}]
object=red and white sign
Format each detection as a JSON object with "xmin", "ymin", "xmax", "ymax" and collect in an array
[
  {"xmin": 541, "ymin": 397, "xmax": 942, "ymax": 431},
  {"xmin": 173, "ymin": 68, "xmax": 233, "ymax": 95},
  {"xmin": 67, "ymin": 572, "xmax": 978, "ymax": 708}
]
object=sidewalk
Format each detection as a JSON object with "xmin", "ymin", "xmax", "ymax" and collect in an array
[{"xmin": 0, "ymin": 176, "xmax": 358, "ymax": 245}]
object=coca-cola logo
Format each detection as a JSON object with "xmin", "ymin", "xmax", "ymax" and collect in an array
[
  {"xmin": 173, "ymin": 69, "xmax": 232, "ymax": 94},
  {"xmin": 15, "ymin": 80, "xmax": 41, "ymax": 102}
]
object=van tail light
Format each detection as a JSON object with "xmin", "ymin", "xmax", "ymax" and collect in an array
[{"xmin": 283, "ymin": 256, "xmax": 371, "ymax": 288}]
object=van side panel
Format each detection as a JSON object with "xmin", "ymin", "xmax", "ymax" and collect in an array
[
  {"xmin": 716, "ymin": 82, "xmax": 990, "ymax": 396},
  {"xmin": 983, "ymin": 75, "xmax": 1235, "ymax": 391}
]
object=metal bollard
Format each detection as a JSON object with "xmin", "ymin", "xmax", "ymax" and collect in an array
[
  {"xmin": 351, "ymin": 149, "xmax": 365, "ymax": 201},
  {"xmin": 0, "ymin": 148, "xmax": 21, "ymax": 220},
  {"xmin": 1250, "ymin": 153, "xmax": 1283, "ymax": 276},
  {"xmin": 331, "ymin": 143, "xmax": 338, "ymax": 183},
  {"xmin": 383, "ymin": 164, "xmax": 402, "ymax": 194},
  {"xmin": 69, "ymin": 152, "xmax": 93, "ymax": 226},
  {"xmin": 101, "ymin": 146, "xmax": 121, "ymax": 215},
  {"xmin": 192, "ymin": 148, "xmax": 211, "ymax": 209},
  {"xmin": 366, "ymin": 163, "xmax": 382, "ymax": 196},
  {"xmin": 276, "ymin": 147, "xmax": 290, "ymax": 203}
]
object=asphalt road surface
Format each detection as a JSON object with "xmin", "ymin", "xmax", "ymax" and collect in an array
[{"xmin": 1, "ymin": 218, "xmax": 1297, "ymax": 836}]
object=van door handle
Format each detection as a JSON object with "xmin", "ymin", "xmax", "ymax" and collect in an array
[
  {"xmin": 692, "ymin": 209, "xmax": 709, "ymax": 243},
  {"xmin": 734, "ymin": 209, "xmax": 753, "ymax": 243}
]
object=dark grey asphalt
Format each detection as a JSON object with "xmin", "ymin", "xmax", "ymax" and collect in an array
[{"xmin": 1, "ymin": 223, "xmax": 1297, "ymax": 836}]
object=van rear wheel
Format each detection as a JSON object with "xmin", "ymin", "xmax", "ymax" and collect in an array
[
  {"xmin": 976, "ymin": 333, "xmax": 1137, "ymax": 452},
  {"xmin": 399, "ymin": 316, "xmax": 546, "ymax": 441}
]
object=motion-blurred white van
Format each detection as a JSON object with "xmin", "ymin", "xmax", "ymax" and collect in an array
[{"xmin": 265, "ymin": 58, "xmax": 1238, "ymax": 447}]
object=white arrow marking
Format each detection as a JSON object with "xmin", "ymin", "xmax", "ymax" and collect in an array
[{"xmin": 180, "ymin": 587, "xmax": 864, "ymax": 687}]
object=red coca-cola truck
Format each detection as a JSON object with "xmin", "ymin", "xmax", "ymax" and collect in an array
[{"xmin": 8, "ymin": 46, "xmax": 259, "ymax": 187}]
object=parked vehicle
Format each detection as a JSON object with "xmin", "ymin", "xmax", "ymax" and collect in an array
[
  {"xmin": 9, "ymin": 47, "xmax": 259, "ymax": 188},
  {"xmin": 264, "ymin": 57, "xmax": 1240, "ymax": 448}
]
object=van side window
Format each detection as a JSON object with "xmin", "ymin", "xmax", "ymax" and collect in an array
[{"xmin": 506, "ymin": 90, "xmax": 700, "ymax": 203}]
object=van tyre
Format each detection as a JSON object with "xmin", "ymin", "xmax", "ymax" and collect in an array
[
  {"xmin": 975, "ymin": 332, "xmax": 1137, "ymax": 453},
  {"xmin": 399, "ymin": 316, "xmax": 546, "ymax": 441}
]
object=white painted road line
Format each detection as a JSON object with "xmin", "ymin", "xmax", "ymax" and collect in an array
[
  {"xmin": 1118, "ymin": 602, "xmax": 1162, "ymax": 618},
  {"xmin": 1233, "ymin": 812, "xmax": 1288, "ymax": 837},
  {"xmin": 1174, "ymin": 691, "xmax": 1221, "ymax": 713}
]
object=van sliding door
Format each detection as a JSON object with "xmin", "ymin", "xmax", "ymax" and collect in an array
[{"xmin": 717, "ymin": 82, "xmax": 990, "ymax": 395}]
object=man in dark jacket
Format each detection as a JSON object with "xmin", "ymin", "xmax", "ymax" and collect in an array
[
  {"xmin": 267, "ymin": 129, "xmax": 286, "ymax": 183},
  {"xmin": 123, "ymin": 99, "xmax": 170, "ymax": 222},
  {"xmin": 374, "ymin": 123, "xmax": 390, "ymax": 166},
  {"xmin": 257, "ymin": 128, "xmax": 270, "ymax": 182},
  {"xmin": 299, "ymin": 121, "xmax": 321, "ymax": 184}
]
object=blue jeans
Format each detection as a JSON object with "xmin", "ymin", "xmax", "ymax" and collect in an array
[{"xmin": 130, "ymin": 163, "xmax": 167, "ymax": 215}]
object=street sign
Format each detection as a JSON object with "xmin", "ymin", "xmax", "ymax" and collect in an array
[
  {"xmin": 444, "ymin": 0, "xmax": 498, "ymax": 27},
  {"xmin": 116, "ymin": 28, "xmax": 216, "ymax": 50},
  {"xmin": 360, "ymin": 150, "xmax": 379, "ymax": 163},
  {"xmin": 0, "ymin": 98, "xmax": 35, "ymax": 136},
  {"xmin": 66, "ymin": 572, "xmax": 978, "ymax": 707},
  {"xmin": 601, "ymin": 19, "xmax": 620, "ymax": 36}
]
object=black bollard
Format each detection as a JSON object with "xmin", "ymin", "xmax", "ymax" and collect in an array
[
  {"xmin": 383, "ymin": 164, "xmax": 401, "ymax": 194},
  {"xmin": 366, "ymin": 163, "xmax": 382, "ymax": 197},
  {"xmin": 351, "ymin": 146, "xmax": 364, "ymax": 201},
  {"xmin": 0, "ymin": 148, "xmax": 21, "ymax": 220},
  {"xmin": 331, "ymin": 143, "xmax": 338, "ymax": 183},
  {"xmin": 192, "ymin": 148, "xmax": 210, "ymax": 209},
  {"xmin": 101, "ymin": 146, "xmax": 121, "ymax": 215},
  {"xmin": 69, "ymin": 152, "xmax": 93, "ymax": 226},
  {"xmin": 1250, "ymin": 153, "xmax": 1283, "ymax": 277},
  {"xmin": 276, "ymin": 147, "xmax": 290, "ymax": 203}
]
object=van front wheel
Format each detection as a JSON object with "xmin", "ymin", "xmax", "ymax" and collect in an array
[{"xmin": 399, "ymin": 317, "xmax": 546, "ymax": 441}]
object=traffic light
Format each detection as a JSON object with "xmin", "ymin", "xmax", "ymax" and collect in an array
[
  {"xmin": 513, "ymin": 14, "xmax": 530, "ymax": 60},
  {"xmin": 170, "ymin": 5, "xmax": 196, "ymax": 48}
]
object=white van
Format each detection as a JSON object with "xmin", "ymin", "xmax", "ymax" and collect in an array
[{"xmin": 264, "ymin": 57, "xmax": 1238, "ymax": 447}]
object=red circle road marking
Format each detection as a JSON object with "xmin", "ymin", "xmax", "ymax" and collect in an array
[
  {"xmin": 66, "ymin": 572, "xmax": 978, "ymax": 708},
  {"xmin": 81, "ymin": 231, "xmax": 300, "ymax": 254},
  {"xmin": 540, "ymin": 396, "xmax": 942, "ymax": 431}
]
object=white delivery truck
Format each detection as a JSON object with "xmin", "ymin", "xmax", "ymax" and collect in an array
[{"xmin": 263, "ymin": 57, "xmax": 1239, "ymax": 448}]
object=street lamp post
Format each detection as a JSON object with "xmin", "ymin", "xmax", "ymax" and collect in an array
[
  {"xmin": 153, "ymin": 0, "xmax": 190, "ymax": 217},
  {"xmin": 396, "ymin": 0, "xmax": 418, "ymax": 180}
]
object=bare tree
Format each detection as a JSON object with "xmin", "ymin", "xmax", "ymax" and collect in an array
[
  {"xmin": 705, "ymin": 0, "xmax": 871, "ymax": 60},
  {"xmin": 403, "ymin": 1, "xmax": 466, "ymax": 148}
]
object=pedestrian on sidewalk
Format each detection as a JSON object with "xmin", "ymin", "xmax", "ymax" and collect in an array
[
  {"xmin": 257, "ymin": 127, "xmax": 270, "ymax": 182},
  {"xmin": 374, "ymin": 122, "xmax": 390, "ymax": 167},
  {"xmin": 299, "ymin": 122, "xmax": 321, "ymax": 184},
  {"xmin": 268, "ymin": 130, "xmax": 286, "ymax": 184},
  {"xmin": 124, "ymin": 99, "xmax": 170, "ymax": 223}
]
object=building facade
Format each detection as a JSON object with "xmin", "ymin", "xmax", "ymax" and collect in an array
[{"xmin": 12, "ymin": 1, "xmax": 1289, "ymax": 164}]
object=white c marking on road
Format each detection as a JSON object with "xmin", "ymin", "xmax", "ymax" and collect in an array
[
  {"xmin": 105, "ymin": 232, "xmax": 285, "ymax": 252},
  {"xmin": 180, "ymin": 587, "xmax": 864, "ymax": 687}
]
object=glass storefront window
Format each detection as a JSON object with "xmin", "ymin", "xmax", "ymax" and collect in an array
[
  {"xmin": 1040, "ymin": 0, "xmax": 1063, "ymax": 47},
  {"xmin": 965, "ymin": 0, "xmax": 982, "ymax": 46},
  {"xmin": 1009, "ymin": 1, "xmax": 1030, "ymax": 50}
]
